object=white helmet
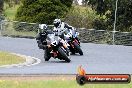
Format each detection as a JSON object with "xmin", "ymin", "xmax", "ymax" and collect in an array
[
  {"xmin": 38, "ymin": 24, "xmax": 48, "ymax": 33},
  {"xmin": 39, "ymin": 24, "xmax": 47, "ymax": 30},
  {"xmin": 53, "ymin": 19, "xmax": 61, "ymax": 28}
]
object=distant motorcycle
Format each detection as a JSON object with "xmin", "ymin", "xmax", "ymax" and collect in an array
[{"xmin": 65, "ymin": 29, "xmax": 83, "ymax": 55}]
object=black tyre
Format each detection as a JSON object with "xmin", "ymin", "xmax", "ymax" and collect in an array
[
  {"xmin": 74, "ymin": 42, "xmax": 83, "ymax": 55},
  {"xmin": 44, "ymin": 48, "xmax": 51, "ymax": 61},
  {"xmin": 58, "ymin": 47, "xmax": 71, "ymax": 63},
  {"xmin": 37, "ymin": 41, "xmax": 43, "ymax": 49},
  {"xmin": 69, "ymin": 47, "xmax": 75, "ymax": 55},
  {"xmin": 65, "ymin": 47, "xmax": 70, "ymax": 56},
  {"xmin": 71, "ymin": 51, "xmax": 75, "ymax": 55}
]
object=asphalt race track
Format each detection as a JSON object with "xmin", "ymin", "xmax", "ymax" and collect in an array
[{"xmin": 0, "ymin": 37, "xmax": 132, "ymax": 74}]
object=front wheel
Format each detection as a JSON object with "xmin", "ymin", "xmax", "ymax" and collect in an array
[
  {"xmin": 58, "ymin": 47, "xmax": 71, "ymax": 63},
  {"xmin": 74, "ymin": 42, "xmax": 83, "ymax": 55}
]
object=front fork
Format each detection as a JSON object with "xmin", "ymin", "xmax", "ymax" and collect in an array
[
  {"xmin": 74, "ymin": 38, "xmax": 80, "ymax": 46},
  {"xmin": 52, "ymin": 51, "xmax": 58, "ymax": 58},
  {"xmin": 69, "ymin": 38, "xmax": 80, "ymax": 49}
]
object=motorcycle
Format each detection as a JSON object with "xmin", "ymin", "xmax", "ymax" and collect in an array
[
  {"xmin": 65, "ymin": 29, "xmax": 83, "ymax": 55},
  {"xmin": 36, "ymin": 27, "xmax": 71, "ymax": 62},
  {"xmin": 45, "ymin": 39, "xmax": 71, "ymax": 62},
  {"xmin": 36, "ymin": 24, "xmax": 51, "ymax": 50}
]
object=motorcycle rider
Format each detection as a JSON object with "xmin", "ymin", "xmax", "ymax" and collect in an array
[
  {"xmin": 53, "ymin": 19, "xmax": 80, "ymax": 54},
  {"xmin": 53, "ymin": 19, "xmax": 73, "ymax": 39},
  {"xmin": 53, "ymin": 19, "xmax": 75, "ymax": 53},
  {"xmin": 36, "ymin": 24, "xmax": 53, "ymax": 61},
  {"xmin": 36, "ymin": 24, "xmax": 48, "ymax": 49}
]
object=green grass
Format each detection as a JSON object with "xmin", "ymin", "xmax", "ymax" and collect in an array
[
  {"xmin": 3, "ymin": 4, "xmax": 37, "ymax": 37},
  {"xmin": 4, "ymin": 4, "xmax": 20, "ymax": 21},
  {"xmin": 0, "ymin": 80, "xmax": 131, "ymax": 88},
  {"xmin": 2, "ymin": 30, "xmax": 37, "ymax": 37},
  {"xmin": 2, "ymin": 22, "xmax": 37, "ymax": 37},
  {"xmin": 0, "ymin": 51, "xmax": 25, "ymax": 65}
]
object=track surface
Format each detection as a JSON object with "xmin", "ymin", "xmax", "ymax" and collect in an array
[{"xmin": 0, "ymin": 37, "xmax": 132, "ymax": 74}]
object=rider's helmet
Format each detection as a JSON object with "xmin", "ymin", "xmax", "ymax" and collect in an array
[
  {"xmin": 53, "ymin": 19, "xmax": 61, "ymax": 28},
  {"xmin": 38, "ymin": 24, "xmax": 48, "ymax": 33}
]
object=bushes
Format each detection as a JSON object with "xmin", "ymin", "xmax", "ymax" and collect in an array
[
  {"xmin": 0, "ymin": 0, "xmax": 4, "ymax": 14},
  {"xmin": 64, "ymin": 5, "xmax": 99, "ymax": 29},
  {"xmin": 15, "ymin": 0, "xmax": 72, "ymax": 24},
  {"xmin": 93, "ymin": 16, "xmax": 108, "ymax": 30},
  {"xmin": 14, "ymin": 0, "xmax": 73, "ymax": 31}
]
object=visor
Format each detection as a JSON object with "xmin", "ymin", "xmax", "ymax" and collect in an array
[{"xmin": 54, "ymin": 22, "xmax": 60, "ymax": 28}]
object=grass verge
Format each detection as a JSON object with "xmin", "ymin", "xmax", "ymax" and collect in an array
[
  {"xmin": 0, "ymin": 78, "xmax": 131, "ymax": 88},
  {"xmin": 3, "ymin": 4, "xmax": 37, "ymax": 38},
  {"xmin": 4, "ymin": 4, "xmax": 19, "ymax": 21},
  {"xmin": 0, "ymin": 51, "xmax": 25, "ymax": 66}
]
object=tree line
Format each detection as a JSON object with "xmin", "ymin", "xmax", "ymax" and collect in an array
[
  {"xmin": 1, "ymin": 0, "xmax": 132, "ymax": 32},
  {"xmin": 83, "ymin": 0, "xmax": 132, "ymax": 32},
  {"xmin": 15, "ymin": 0, "xmax": 73, "ymax": 24}
]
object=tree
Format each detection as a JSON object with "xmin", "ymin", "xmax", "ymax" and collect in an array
[
  {"xmin": 0, "ymin": 0, "xmax": 4, "ymax": 14},
  {"xmin": 4, "ymin": 0, "xmax": 20, "ymax": 7},
  {"xmin": 84, "ymin": 0, "xmax": 132, "ymax": 32},
  {"xmin": 15, "ymin": 0, "xmax": 73, "ymax": 24},
  {"xmin": 14, "ymin": 0, "xmax": 20, "ymax": 4},
  {"xmin": 86, "ymin": 0, "xmax": 115, "ymax": 16},
  {"xmin": 60, "ymin": 0, "xmax": 73, "ymax": 7}
]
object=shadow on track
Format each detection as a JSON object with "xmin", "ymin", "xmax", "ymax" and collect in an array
[{"xmin": 43, "ymin": 60, "xmax": 72, "ymax": 63}]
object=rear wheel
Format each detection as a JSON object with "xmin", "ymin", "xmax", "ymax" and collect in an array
[
  {"xmin": 74, "ymin": 42, "xmax": 83, "ymax": 55},
  {"xmin": 58, "ymin": 47, "xmax": 71, "ymax": 63},
  {"xmin": 37, "ymin": 41, "xmax": 44, "ymax": 49}
]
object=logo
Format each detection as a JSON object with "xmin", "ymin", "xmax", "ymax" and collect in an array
[{"xmin": 76, "ymin": 66, "xmax": 131, "ymax": 85}]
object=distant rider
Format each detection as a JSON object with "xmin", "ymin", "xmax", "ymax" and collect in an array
[{"xmin": 36, "ymin": 24, "xmax": 48, "ymax": 49}]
